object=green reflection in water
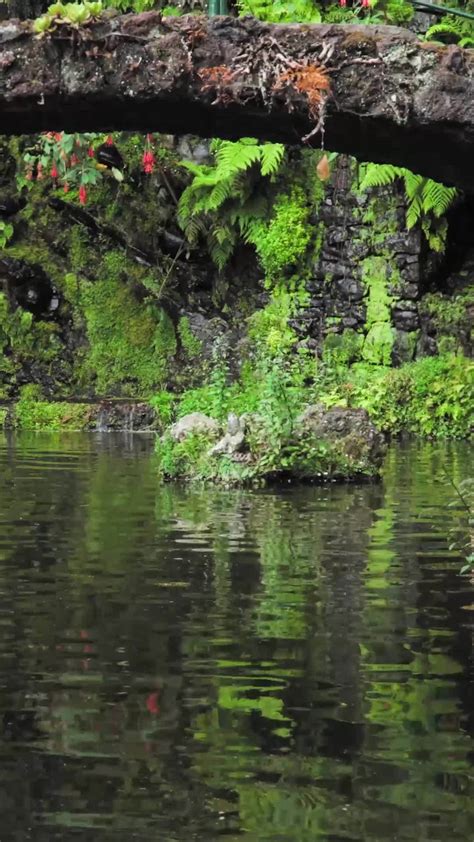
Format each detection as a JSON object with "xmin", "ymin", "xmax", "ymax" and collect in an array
[{"xmin": 0, "ymin": 432, "xmax": 472, "ymax": 841}]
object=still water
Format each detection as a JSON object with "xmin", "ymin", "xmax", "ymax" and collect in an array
[{"xmin": 0, "ymin": 433, "xmax": 472, "ymax": 842}]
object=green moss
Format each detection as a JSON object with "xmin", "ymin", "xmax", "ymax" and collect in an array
[
  {"xmin": 13, "ymin": 399, "xmax": 94, "ymax": 431},
  {"xmin": 0, "ymin": 293, "xmax": 66, "ymax": 394},
  {"xmin": 363, "ymin": 323, "xmax": 395, "ymax": 366},
  {"xmin": 0, "ymin": 408, "xmax": 7, "ymax": 428},
  {"xmin": 360, "ymin": 256, "xmax": 395, "ymax": 365},
  {"xmin": 248, "ymin": 283, "xmax": 309, "ymax": 357},
  {"xmin": 250, "ymin": 188, "xmax": 312, "ymax": 283},
  {"xmin": 78, "ymin": 251, "xmax": 177, "ymax": 395},
  {"xmin": 178, "ymin": 316, "xmax": 202, "ymax": 359},
  {"xmin": 323, "ymin": 329, "xmax": 364, "ymax": 365},
  {"xmin": 321, "ymin": 354, "xmax": 473, "ymax": 439}
]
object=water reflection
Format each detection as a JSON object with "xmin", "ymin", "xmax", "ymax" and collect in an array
[{"xmin": 0, "ymin": 432, "xmax": 472, "ymax": 841}]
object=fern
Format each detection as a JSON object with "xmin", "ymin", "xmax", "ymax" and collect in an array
[
  {"xmin": 359, "ymin": 163, "xmax": 457, "ymax": 251},
  {"xmin": 359, "ymin": 163, "xmax": 405, "ymax": 190},
  {"xmin": 177, "ymin": 139, "xmax": 285, "ymax": 269},
  {"xmin": 425, "ymin": 13, "xmax": 474, "ymax": 45}
]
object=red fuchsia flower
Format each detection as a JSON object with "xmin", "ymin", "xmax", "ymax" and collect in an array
[
  {"xmin": 146, "ymin": 691, "xmax": 160, "ymax": 715},
  {"xmin": 63, "ymin": 182, "xmax": 70, "ymax": 194},
  {"xmin": 339, "ymin": 0, "xmax": 347, "ymax": 6},
  {"xmin": 142, "ymin": 147, "xmax": 155, "ymax": 175},
  {"xmin": 361, "ymin": 0, "xmax": 370, "ymax": 6},
  {"xmin": 70, "ymin": 153, "xmax": 79, "ymax": 166},
  {"xmin": 87, "ymin": 146, "xmax": 95, "ymax": 158},
  {"xmin": 79, "ymin": 184, "xmax": 87, "ymax": 205},
  {"xmin": 106, "ymin": 135, "xmax": 114, "ymax": 146},
  {"xmin": 51, "ymin": 163, "xmax": 58, "ymax": 179},
  {"xmin": 36, "ymin": 163, "xmax": 44, "ymax": 181}
]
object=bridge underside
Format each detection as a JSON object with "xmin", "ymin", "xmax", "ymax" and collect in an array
[{"xmin": 0, "ymin": 12, "xmax": 473, "ymax": 190}]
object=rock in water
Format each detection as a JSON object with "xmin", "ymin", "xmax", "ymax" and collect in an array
[
  {"xmin": 168, "ymin": 413, "xmax": 220, "ymax": 442},
  {"xmin": 295, "ymin": 405, "xmax": 386, "ymax": 475},
  {"xmin": 209, "ymin": 413, "xmax": 246, "ymax": 456}
]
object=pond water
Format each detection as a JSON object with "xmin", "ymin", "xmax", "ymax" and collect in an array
[{"xmin": 0, "ymin": 432, "xmax": 472, "ymax": 841}]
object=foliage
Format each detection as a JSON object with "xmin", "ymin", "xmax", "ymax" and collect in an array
[
  {"xmin": 447, "ymin": 478, "xmax": 474, "ymax": 574},
  {"xmin": 155, "ymin": 353, "xmax": 372, "ymax": 485},
  {"xmin": 319, "ymin": 354, "xmax": 474, "ymax": 439},
  {"xmin": 237, "ymin": 0, "xmax": 322, "ymax": 23},
  {"xmin": 0, "ymin": 221, "xmax": 14, "ymax": 249},
  {"xmin": 78, "ymin": 251, "xmax": 177, "ymax": 394},
  {"xmin": 359, "ymin": 163, "xmax": 457, "ymax": 251},
  {"xmin": 34, "ymin": 2, "xmax": 104, "ymax": 34},
  {"xmin": 250, "ymin": 189, "xmax": 312, "ymax": 282},
  {"xmin": 13, "ymin": 395, "xmax": 93, "ymax": 430},
  {"xmin": 425, "ymin": 14, "xmax": 474, "ymax": 48},
  {"xmin": 177, "ymin": 138, "xmax": 285, "ymax": 269},
  {"xmin": 178, "ymin": 316, "xmax": 203, "ymax": 359}
]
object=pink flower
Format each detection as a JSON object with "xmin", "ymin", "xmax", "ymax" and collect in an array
[
  {"xmin": 36, "ymin": 163, "xmax": 43, "ymax": 181},
  {"xmin": 51, "ymin": 163, "xmax": 58, "ymax": 179},
  {"xmin": 88, "ymin": 146, "xmax": 95, "ymax": 158},
  {"xmin": 63, "ymin": 182, "xmax": 70, "ymax": 194},
  {"xmin": 79, "ymin": 184, "xmax": 87, "ymax": 205},
  {"xmin": 142, "ymin": 148, "xmax": 155, "ymax": 174}
]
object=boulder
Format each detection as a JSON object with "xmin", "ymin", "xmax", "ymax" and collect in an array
[
  {"xmin": 209, "ymin": 413, "xmax": 246, "ymax": 456},
  {"xmin": 295, "ymin": 404, "xmax": 386, "ymax": 473},
  {"xmin": 168, "ymin": 412, "xmax": 219, "ymax": 442}
]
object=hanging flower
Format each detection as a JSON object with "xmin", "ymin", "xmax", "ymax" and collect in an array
[
  {"xmin": 79, "ymin": 184, "xmax": 87, "ymax": 205},
  {"xmin": 36, "ymin": 163, "xmax": 44, "ymax": 181},
  {"xmin": 63, "ymin": 182, "xmax": 70, "ymax": 194},
  {"xmin": 25, "ymin": 169, "xmax": 33, "ymax": 181},
  {"xmin": 142, "ymin": 148, "xmax": 155, "ymax": 174},
  {"xmin": 339, "ymin": 0, "xmax": 347, "ymax": 6},
  {"xmin": 361, "ymin": 0, "xmax": 370, "ymax": 6},
  {"xmin": 70, "ymin": 153, "xmax": 79, "ymax": 167},
  {"xmin": 87, "ymin": 146, "xmax": 95, "ymax": 158},
  {"xmin": 51, "ymin": 163, "xmax": 58, "ymax": 179},
  {"xmin": 106, "ymin": 135, "xmax": 114, "ymax": 146}
]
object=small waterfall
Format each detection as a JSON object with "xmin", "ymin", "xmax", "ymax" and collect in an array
[
  {"xmin": 127, "ymin": 403, "xmax": 136, "ymax": 433},
  {"xmin": 95, "ymin": 406, "xmax": 109, "ymax": 433}
]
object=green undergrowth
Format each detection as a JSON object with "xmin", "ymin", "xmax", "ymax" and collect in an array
[
  {"xmin": 153, "ymin": 350, "xmax": 473, "ymax": 485},
  {"xmin": 10, "ymin": 386, "xmax": 94, "ymax": 431}
]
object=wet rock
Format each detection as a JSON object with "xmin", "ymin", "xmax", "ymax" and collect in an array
[
  {"xmin": 209, "ymin": 413, "xmax": 246, "ymax": 456},
  {"xmin": 295, "ymin": 404, "xmax": 386, "ymax": 473},
  {"xmin": 391, "ymin": 301, "xmax": 420, "ymax": 331},
  {"xmin": 336, "ymin": 277, "xmax": 365, "ymax": 301},
  {"xmin": 391, "ymin": 329, "xmax": 418, "ymax": 365},
  {"xmin": 169, "ymin": 412, "xmax": 219, "ymax": 442},
  {"xmin": 0, "ymin": 257, "xmax": 56, "ymax": 317},
  {"xmin": 94, "ymin": 401, "xmax": 156, "ymax": 432},
  {"xmin": 416, "ymin": 334, "xmax": 438, "ymax": 357},
  {"xmin": 180, "ymin": 311, "xmax": 228, "ymax": 359}
]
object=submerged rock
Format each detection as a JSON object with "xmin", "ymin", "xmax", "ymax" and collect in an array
[{"xmin": 169, "ymin": 412, "xmax": 219, "ymax": 442}]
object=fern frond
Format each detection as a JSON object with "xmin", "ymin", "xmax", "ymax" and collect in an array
[
  {"xmin": 406, "ymin": 194, "xmax": 424, "ymax": 229},
  {"xmin": 259, "ymin": 143, "xmax": 285, "ymax": 176},
  {"xmin": 205, "ymin": 177, "xmax": 236, "ymax": 211},
  {"xmin": 214, "ymin": 140, "xmax": 262, "ymax": 179},
  {"xmin": 425, "ymin": 21, "xmax": 464, "ymax": 42},
  {"xmin": 208, "ymin": 223, "xmax": 236, "ymax": 270},
  {"xmin": 401, "ymin": 169, "xmax": 423, "ymax": 200},
  {"xmin": 359, "ymin": 163, "xmax": 404, "ymax": 191},
  {"xmin": 422, "ymin": 179, "xmax": 457, "ymax": 218}
]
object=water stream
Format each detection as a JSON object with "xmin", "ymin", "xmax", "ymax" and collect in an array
[{"xmin": 0, "ymin": 432, "xmax": 472, "ymax": 841}]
